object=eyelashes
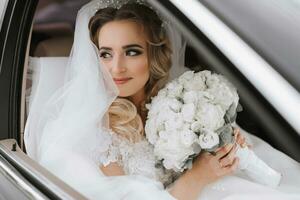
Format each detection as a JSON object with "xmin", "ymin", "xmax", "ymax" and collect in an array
[
  {"xmin": 99, "ymin": 52, "xmax": 112, "ymax": 58},
  {"xmin": 99, "ymin": 49, "xmax": 143, "ymax": 59},
  {"xmin": 125, "ymin": 49, "xmax": 142, "ymax": 56}
]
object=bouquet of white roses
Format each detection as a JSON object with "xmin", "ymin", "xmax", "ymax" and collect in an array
[{"xmin": 145, "ymin": 70, "xmax": 281, "ymax": 187}]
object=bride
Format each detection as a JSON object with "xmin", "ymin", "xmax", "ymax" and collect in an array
[{"xmin": 25, "ymin": 0, "xmax": 300, "ymax": 199}]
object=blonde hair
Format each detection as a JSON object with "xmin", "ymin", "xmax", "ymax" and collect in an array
[
  {"xmin": 108, "ymin": 98, "xmax": 143, "ymax": 142},
  {"xmin": 89, "ymin": 3, "xmax": 172, "ymax": 142}
]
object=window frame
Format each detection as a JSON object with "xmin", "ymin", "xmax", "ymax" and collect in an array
[{"xmin": 0, "ymin": 0, "xmax": 37, "ymax": 142}]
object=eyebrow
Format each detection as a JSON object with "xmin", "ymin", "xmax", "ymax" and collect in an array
[
  {"xmin": 123, "ymin": 44, "xmax": 144, "ymax": 49},
  {"xmin": 99, "ymin": 44, "xmax": 144, "ymax": 51}
]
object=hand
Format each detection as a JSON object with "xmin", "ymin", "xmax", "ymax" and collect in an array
[
  {"xmin": 188, "ymin": 143, "xmax": 239, "ymax": 185},
  {"xmin": 169, "ymin": 141, "xmax": 239, "ymax": 200},
  {"xmin": 234, "ymin": 128, "xmax": 251, "ymax": 148}
]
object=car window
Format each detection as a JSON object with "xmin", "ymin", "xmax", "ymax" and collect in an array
[
  {"xmin": 201, "ymin": 0, "xmax": 300, "ymax": 91},
  {"xmin": 29, "ymin": 0, "xmax": 88, "ymax": 57},
  {"xmin": 0, "ymin": 0, "xmax": 9, "ymax": 29}
]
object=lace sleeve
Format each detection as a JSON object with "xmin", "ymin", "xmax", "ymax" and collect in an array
[
  {"xmin": 94, "ymin": 129, "xmax": 177, "ymax": 186},
  {"xmin": 118, "ymin": 139, "xmax": 177, "ymax": 186},
  {"xmin": 92, "ymin": 128, "xmax": 121, "ymax": 167}
]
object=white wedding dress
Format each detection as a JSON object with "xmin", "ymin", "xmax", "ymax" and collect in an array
[
  {"xmin": 24, "ymin": 1, "xmax": 300, "ymax": 199},
  {"xmin": 92, "ymin": 126, "xmax": 300, "ymax": 200},
  {"xmin": 41, "ymin": 123, "xmax": 300, "ymax": 200}
]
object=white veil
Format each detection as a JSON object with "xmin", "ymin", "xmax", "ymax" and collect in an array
[{"xmin": 25, "ymin": 0, "xmax": 185, "ymax": 199}]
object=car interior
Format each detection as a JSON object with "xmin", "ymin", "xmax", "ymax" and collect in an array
[
  {"xmin": 0, "ymin": 0, "xmax": 294, "ymax": 198},
  {"xmin": 20, "ymin": 0, "xmax": 268, "ymax": 155}
]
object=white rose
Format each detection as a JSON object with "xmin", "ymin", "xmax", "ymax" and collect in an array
[
  {"xmin": 182, "ymin": 122, "xmax": 191, "ymax": 130},
  {"xmin": 185, "ymin": 74, "xmax": 206, "ymax": 91},
  {"xmin": 204, "ymin": 73, "xmax": 239, "ymax": 110},
  {"xmin": 191, "ymin": 121, "xmax": 202, "ymax": 132},
  {"xmin": 165, "ymin": 114, "xmax": 184, "ymax": 131},
  {"xmin": 162, "ymin": 159, "xmax": 177, "ymax": 171},
  {"xmin": 198, "ymin": 129, "xmax": 219, "ymax": 149},
  {"xmin": 158, "ymin": 130, "xmax": 169, "ymax": 140},
  {"xmin": 154, "ymin": 139, "xmax": 191, "ymax": 171},
  {"xmin": 157, "ymin": 89, "xmax": 167, "ymax": 98},
  {"xmin": 182, "ymin": 103, "xmax": 196, "ymax": 122},
  {"xmin": 147, "ymin": 97, "xmax": 166, "ymax": 116},
  {"xmin": 157, "ymin": 122, "xmax": 165, "ymax": 132},
  {"xmin": 178, "ymin": 71, "xmax": 194, "ymax": 83},
  {"xmin": 145, "ymin": 118, "xmax": 158, "ymax": 145},
  {"xmin": 180, "ymin": 129, "xmax": 198, "ymax": 147},
  {"xmin": 195, "ymin": 103, "xmax": 225, "ymax": 130},
  {"xmin": 183, "ymin": 91, "xmax": 198, "ymax": 104},
  {"xmin": 156, "ymin": 106, "xmax": 175, "ymax": 123},
  {"xmin": 199, "ymin": 70, "xmax": 212, "ymax": 79},
  {"xmin": 167, "ymin": 81, "xmax": 183, "ymax": 98},
  {"xmin": 162, "ymin": 157, "xmax": 185, "ymax": 172},
  {"xmin": 209, "ymin": 86, "xmax": 235, "ymax": 110},
  {"xmin": 168, "ymin": 98, "xmax": 183, "ymax": 113},
  {"xmin": 205, "ymin": 73, "xmax": 220, "ymax": 88},
  {"xmin": 197, "ymin": 91, "xmax": 213, "ymax": 104}
]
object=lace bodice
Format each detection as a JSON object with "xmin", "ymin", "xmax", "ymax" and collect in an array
[{"xmin": 97, "ymin": 129, "xmax": 176, "ymax": 186}]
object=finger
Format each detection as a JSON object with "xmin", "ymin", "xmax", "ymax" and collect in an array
[
  {"xmin": 215, "ymin": 146, "xmax": 222, "ymax": 152},
  {"xmin": 236, "ymin": 130, "xmax": 241, "ymax": 141},
  {"xmin": 222, "ymin": 157, "xmax": 239, "ymax": 175},
  {"xmin": 235, "ymin": 131, "xmax": 248, "ymax": 148},
  {"xmin": 234, "ymin": 128, "xmax": 240, "ymax": 137},
  {"xmin": 237, "ymin": 134, "xmax": 246, "ymax": 147},
  {"xmin": 241, "ymin": 138, "xmax": 247, "ymax": 148},
  {"xmin": 233, "ymin": 129, "xmax": 237, "ymax": 141},
  {"xmin": 219, "ymin": 143, "xmax": 238, "ymax": 167},
  {"xmin": 215, "ymin": 144, "xmax": 234, "ymax": 159}
]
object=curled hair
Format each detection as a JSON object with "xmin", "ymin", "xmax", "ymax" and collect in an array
[
  {"xmin": 89, "ymin": 3, "xmax": 172, "ymax": 142},
  {"xmin": 108, "ymin": 98, "xmax": 143, "ymax": 142}
]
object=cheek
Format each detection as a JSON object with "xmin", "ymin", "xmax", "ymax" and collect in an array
[
  {"xmin": 131, "ymin": 59, "xmax": 149, "ymax": 81},
  {"xmin": 100, "ymin": 61, "xmax": 112, "ymax": 74}
]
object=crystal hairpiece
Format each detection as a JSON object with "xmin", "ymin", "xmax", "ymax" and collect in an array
[
  {"xmin": 93, "ymin": 0, "xmax": 169, "ymax": 31},
  {"xmin": 95, "ymin": 0, "xmax": 147, "ymax": 10}
]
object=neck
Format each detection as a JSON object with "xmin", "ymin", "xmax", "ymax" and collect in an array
[{"xmin": 128, "ymin": 89, "xmax": 146, "ymax": 111}]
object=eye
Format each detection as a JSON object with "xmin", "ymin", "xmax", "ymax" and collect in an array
[
  {"xmin": 99, "ymin": 51, "xmax": 112, "ymax": 59},
  {"xmin": 125, "ymin": 49, "xmax": 142, "ymax": 56}
]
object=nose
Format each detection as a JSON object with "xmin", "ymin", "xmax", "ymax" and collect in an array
[{"xmin": 111, "ymin": 54, "xmax": 126, "ymax": 74}]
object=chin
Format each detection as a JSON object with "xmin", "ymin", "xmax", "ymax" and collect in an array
[
  {"xmin": 118, "ymin": 93, "xmax": 129, "ymax": 97},
  {"xmin": 117, "ymin": 90, "xmax": 133, "ymax": 97}
]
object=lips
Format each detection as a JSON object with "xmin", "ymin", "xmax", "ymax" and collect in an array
[{"xmin": 113, "ymin": 77, "xmax": 132, "ymax": 85}]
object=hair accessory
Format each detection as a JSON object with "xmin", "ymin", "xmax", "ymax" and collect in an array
[{"xmin": 95, "ymin": 0, "xmax": 146, "ymax": 10}]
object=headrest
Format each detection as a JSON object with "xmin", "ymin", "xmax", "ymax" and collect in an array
[{"xmin": 34, "ymin": 36, "xmax": 73, "ymax": 57}]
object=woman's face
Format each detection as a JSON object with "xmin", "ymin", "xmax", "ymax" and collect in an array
[{"xmin": 98, "ymin": 20, "xmax": 149, "ymax": 97}]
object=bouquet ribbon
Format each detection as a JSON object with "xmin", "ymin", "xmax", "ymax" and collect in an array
[{"xmin": 236, "ymin": 145, "xmax": 282, "ymax": 187}]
